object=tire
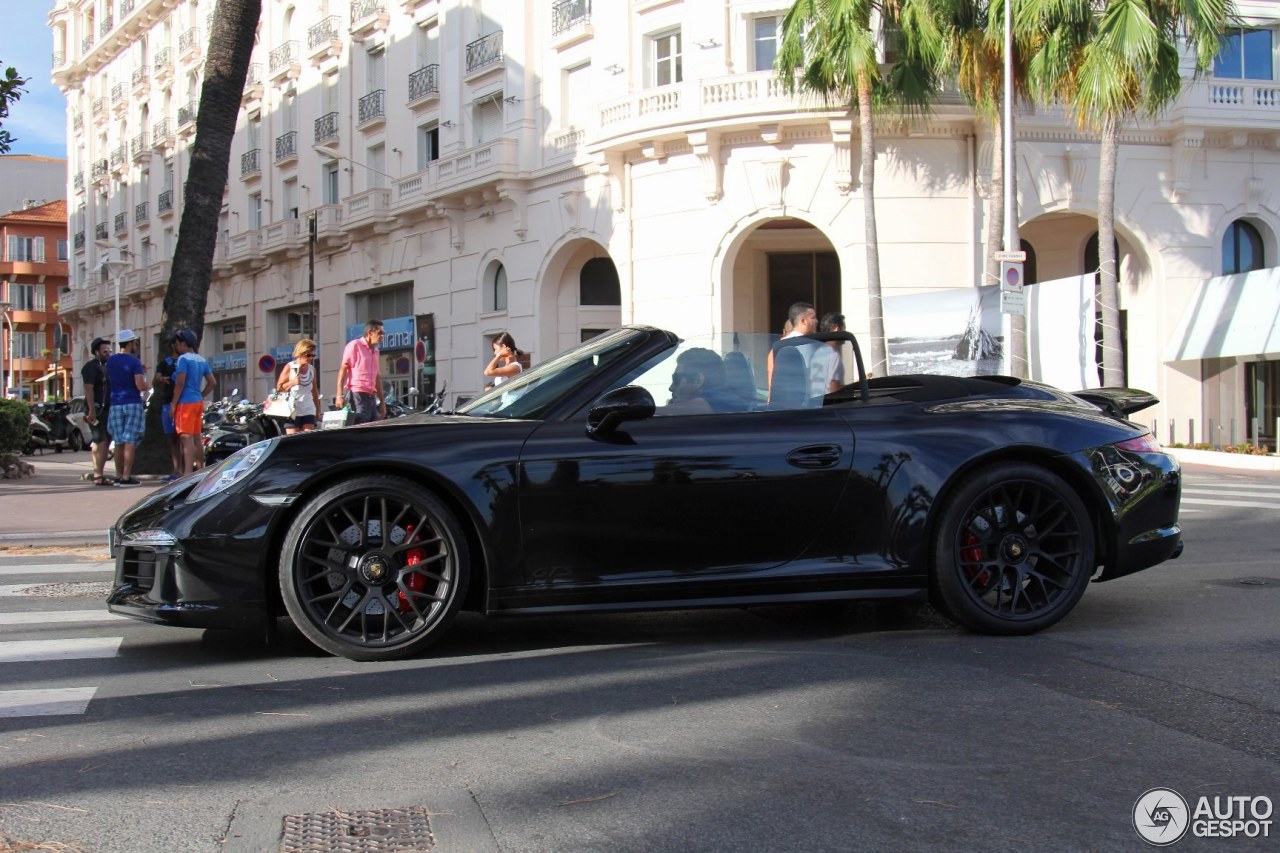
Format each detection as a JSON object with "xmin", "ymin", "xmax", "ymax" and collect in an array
[
  {"xmin": 69, "ymin": 430, "xmax": 84, "ymax": 452},
  {"xmin": 279, "ymin": 474, "xmax": 470, "ymax": 661},
  {"xmin": 932, "ymin": 463, "xmax": 1094, "ymax": 635}
]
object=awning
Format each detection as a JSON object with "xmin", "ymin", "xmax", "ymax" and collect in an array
[
  {"xmin": 1165, "ymin": 267, "xmax": 1280, "ymax": 361},
  {"xmin": 33, "ymin": 372, "xmax": 60, "ymax": 383}
]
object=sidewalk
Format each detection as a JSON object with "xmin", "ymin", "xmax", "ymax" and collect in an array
[{"xmin": 0, "ymin": 450, "xmax": 165, "ymax": 548}]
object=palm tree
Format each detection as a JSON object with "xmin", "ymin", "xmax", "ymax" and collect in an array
[
  {"xmin": 777, "ymin": 0, "xmax": 942, "ymax": 377},
  {"xmin": 136, "ymin": 0, "xmax": 261, "ymax": 474},
  {"xmin": 1020, "ymin": 0, "xmax": 1233, "ymax": 386}
]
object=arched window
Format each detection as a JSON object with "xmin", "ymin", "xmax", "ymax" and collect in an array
[
  {"xmin": 1222, "ymin": 219, "xmax": 1264, "ymax": 275},
  {"xmin": 485, "ymin": 262, "xmax": 507, "ymax": 312},
  {"xmin": 579, "ymin": 257, "xmax": 620, "ymax": 305}
]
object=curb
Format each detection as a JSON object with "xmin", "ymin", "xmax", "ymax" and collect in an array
[{"xmin": 1166, "ymin": 447, "xmax": 1280, "ymax": 472}]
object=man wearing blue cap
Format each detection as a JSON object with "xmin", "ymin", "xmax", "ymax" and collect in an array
[
  {"xmin": 105, "ymin": 329, "xmax": 148, "ymax": 486},
  {"xmin": 171, "ymin": 328, "xmax": 217, "ymax": 474}
]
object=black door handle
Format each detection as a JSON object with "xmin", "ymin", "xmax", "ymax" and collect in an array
[{"xmin": 786, "ymin": 444, "xmax": 842, "ymax": 469}]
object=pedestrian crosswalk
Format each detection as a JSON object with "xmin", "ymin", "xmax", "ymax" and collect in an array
[
  {"xmin": 1180, "ymin": 475, "xmax": 1280, "ymax": 512},
  {"xmin": 0, "ymin": 558, "xmax": 119, "ymax": 719}
]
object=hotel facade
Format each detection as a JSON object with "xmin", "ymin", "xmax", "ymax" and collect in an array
[{"xmin": 48, "ymin": 0, "xmax": 1280, "ymax": 446}]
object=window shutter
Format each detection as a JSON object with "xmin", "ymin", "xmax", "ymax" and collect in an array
[{"xmin": 34, "ymin": 237, "xmax": 46, "ymax": 263}]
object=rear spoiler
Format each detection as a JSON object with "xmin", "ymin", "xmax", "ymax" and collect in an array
[{"xmin": 1073, "ymin": 387, "xmax": 1159, "ymax": 418}]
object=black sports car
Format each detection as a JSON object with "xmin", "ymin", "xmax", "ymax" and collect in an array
[{"xmin": 107, "ymin": 327, "xmax": 1182, "ymax": 661}]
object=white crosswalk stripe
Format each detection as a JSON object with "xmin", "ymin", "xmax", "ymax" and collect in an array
[
  {"xmin": 1181, "ymin": 477, "xmax": 1280, "ymax": 511},
  {"xmin": 0, "ymin": 561, "xmax": 121, "ymax": 718}
]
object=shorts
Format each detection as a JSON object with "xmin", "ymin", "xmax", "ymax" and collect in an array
[
  {"xmin": 174, "ymin": 401, "xmax": 204, "ymax": 435},
  {"xmin": 108, "ymin": 403, "xmax": 145, "ymax": 445},
  {"xmin": 90, "ymin": 407, "xmax": 111, "ymax": 445},
  {"xmin": 285, "ymin": 414, "xmax": 317, "ymax": 428},
  {"xmin": 161, "ymin": 403, "xmax": 176, "ymax": 435}
]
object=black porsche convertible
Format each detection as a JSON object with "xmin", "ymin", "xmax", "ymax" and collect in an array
[{"xmin": 107, "ymin": 326, "xmax": 1182, "ymax": 661}]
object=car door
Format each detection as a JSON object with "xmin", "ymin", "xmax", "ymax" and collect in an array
[{"xmin": 515, "ymin": 407, "xmax": 854, "ymax": 594}]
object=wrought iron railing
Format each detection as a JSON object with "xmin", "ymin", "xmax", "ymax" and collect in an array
[
  {"xmin": 131, "ymin": 133, "xmax": 148, "ymax": 158},
  {"xmin": 92, "ymin": 159, "xmax": 109, "ymax": 179},
  {"xmin": 52, "ymin": 51, "xmax": 65, "ymax": 67},
  {"xmin": 241, "ymin": 148, "xmax": 262, "ymax": 176},
  {"xmin": 72, "ymin": 113, "xmax": 83, "ymax": 131},
  {"xmin": 73, "ymin": 171, "xmax": 84, "ymax": 192},
  {"xmin": 135, "ymin": 202, "xmax": 149, "ymax": 223},
  {"xmin": 74, "ymin": 232, "xmax": 85, "ymax": 250},
  {"xmin": 270, "ymin": 41, "xmax": 300, "ymax": 71},
  {"xmin": 154, "ymin": 47, "xmax": 172, "ymax": 72},
  {"xmin": 111, "ymin": 83, "xmax": 126, "ymax": 105},
  {"xmin": 121, "ymin": 0, "xmax": 135, "ymax": 14},
  {"xmin": 179, "ymin": 28, "xmax": 200, "ymax": 54},
  {"xmin": 409, "ymin": 64, "xmax": 438, "ymax": 101},
  {"xmin": 100, "ymin": 16, "xmax": 113, "ymax": 37},
  {"xmin": 275, "ymin": 130, "xmax": 298, "ymax": 162},
  {"xmin": 314, "ymin": 111, "xmax": 339, "ymax": 144},
  {"xmin": 351, "ymin": 0, "xmax": 385, "ymax": 20},
  {"xmin": 245, "ymin": 63, "xmax": 262, "ymax": 87},
  {"xmin": 552, "ymin": 0, "xmax": 591, "ymax": 36},
  {"xmin": 132, "ymin": 66, "xmax": 149, "ymax": 88},
  {"xmin": 92, "ymin": 97, "xmax": 107, "ymax": 119},
  {"xmin": 115, "ymin": 212, "xmax": 127, "ymax": 233},
  {"xmin": 358, "ymin": 89, "xmax": 385, "ymax": 124},
  {"xmin": 178, "ymin": 101, "xmax": 198, "ymax": 126},
  {"xmin": 95, "ymin": 222, "xmax": 108, "ymax": 240},
  {"xmin": 152, "ymin": 117, "xmax": 171, "ymax": 142},
  {"xmin": 465, "ymin": 31, "xmax": 503, "ymax": 74},
  {"xmin": 110, "ymin": 146, "xmax": 126, "ymax": 167},
  {"xmin": 82, "ymin": 34, "xmax": 94, "ymax": 54},
  {"xmin": 308, "ymin": 16, "xmax": 341, "ymax": 50},
  {"xmin": 158, "ymin": 190, "xmax": 174, "ymax": 214}
]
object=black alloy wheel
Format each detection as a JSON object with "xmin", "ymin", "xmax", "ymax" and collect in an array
[
  {"xmin": 932, "ymin": 463, "xmax": 1094, "ymax": 635},
  {"xmin": 280, "ymin": 475, "xmax": 470, "ymax": 661},
  {"xmin": 69, "ymin": 429, "xmax": 84, "ymax": 452}
]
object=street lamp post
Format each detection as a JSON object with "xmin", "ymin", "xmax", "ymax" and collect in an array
[{"xmin": 0, "ymin": 301, "xmax": 14, "ymax": 399}]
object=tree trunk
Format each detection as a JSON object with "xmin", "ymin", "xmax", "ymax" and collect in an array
[
  {"xmin": 1097, "ymin": 116, "xmax": 1124, "ymax": 387},
  {"xmin": 134, "ymin": 0, "xmax": 262, "ymax": 475},
  {"xmin": 984, "ymin": 117, "xmax": 1003, "ymax": 293},
  {"xmin": 859, "ymin": 74, "xmax": 888, "ymax": 377}
]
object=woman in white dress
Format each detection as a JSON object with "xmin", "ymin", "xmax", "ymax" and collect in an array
[
  {"xmin": 276, "ymin": 338, "xmax": 322, "ymax": 433},
  {"xmin": 483, "ymin": 332, "xmax": 523, "ymax": 389}
]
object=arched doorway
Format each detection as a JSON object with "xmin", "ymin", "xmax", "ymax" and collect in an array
[
  {"xmin": 720, "ymin": 217, "xmax": 842, "ymax": 336},
  {"xmin": 536, "ymin": 239, "xmax": 622, "ymax": 358}
]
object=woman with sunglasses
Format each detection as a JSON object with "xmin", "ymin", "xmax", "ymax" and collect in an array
[{"xmin": 277, "ymin": 338, "xmax": 322, "ymax": 433}]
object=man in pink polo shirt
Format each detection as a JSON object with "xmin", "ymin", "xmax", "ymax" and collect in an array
[{"xmin": 335, "ymin": 319, "xmax": 387, "ymax": 423}]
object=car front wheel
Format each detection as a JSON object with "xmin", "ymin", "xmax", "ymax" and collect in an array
[
  {"xmin": 932, "ymin": 463, "xmax": 1095, "ymax": 635},
  {"xmin": 280, "ymin": 475, "xmax": 470, "ymax": 661}
]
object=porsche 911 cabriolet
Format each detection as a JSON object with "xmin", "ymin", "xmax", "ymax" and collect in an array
[{"xmin": 107, "ymin": 327, "xmax": 1182, "ymax": 660}]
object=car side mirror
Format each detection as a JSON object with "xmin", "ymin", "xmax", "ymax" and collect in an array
[{"xmin": 587, "ymin": 385, "xmax": 656, "ymax": 437}]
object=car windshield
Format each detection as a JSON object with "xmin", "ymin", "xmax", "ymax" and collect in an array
[{"xmin": 457, "ymin": 328, "xmax": 654, "ymax": 419}]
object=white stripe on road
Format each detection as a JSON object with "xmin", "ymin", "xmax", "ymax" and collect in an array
[
  {"xmin": 1182, "ymin": 497, "xmax": 1280, "ymax": 509},
  {"xmin": 1183, "ymin": 485, "xmax": 1280, "ymax": 494},
  {"xmin": 0, "ymin": 688, "xmax": 97, "ymax": 718},
  {"xmin": 0, "ymin": 610, "xmax": 124, "ymax": 626},
  {"xmin": 0, "ymin": 637, "xmax": 122, "ymax": 663},
  {"xmin": 0, "ymin": 563, "xmax": 114, "ymax": 576}
]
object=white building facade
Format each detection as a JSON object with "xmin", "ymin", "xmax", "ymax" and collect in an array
[{"xmin": 49, "ymin": 0, "xmax": 1280, "ymax": 446}]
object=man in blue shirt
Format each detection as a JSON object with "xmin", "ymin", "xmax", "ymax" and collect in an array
[
  {"xmin": 105, "ymin": 329, "xmax": 148, "ymax": 486},
  {"xmin": 171, "ymin": 328, "xmax": 217, "ymax": 473}
]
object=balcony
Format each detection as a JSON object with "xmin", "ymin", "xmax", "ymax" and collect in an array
[
  {"xmin": 394, "ymin": 137, "xmax": 521, "ymax": 216},
  {"xmin": 114, "ymin": 212, "xmax": 127, "ymax": 235},
  {"xmin": 240, "ymin": 148, "xmax": 262, "ymax": 179},
  {"xmin": 1168, "ymin": 77, "xmax": 1280, "ymax": 133},
  {"xmin": 121, "ymin": 0, "xmax": 135, "ymax": 14},
  {"xmin": 158, "ymin": 189, "xmax": 175, "ymax": 216},
  {"xmin": 243, "ymin": 63, "xmax": 263, "ymax": 104},
  {"xmin": 177, "ymin": 100, "xmax": 198, "ymax": 137},
  {"xmin": 110, "ymin": 146, "xmax": 126, "ymax": 172},
  {"xmin": 227, "ymin": 231, "xmax": 264, "ymax": 269},
  {"xmin": 551, "ymin": 0, "xmax": 593, "ymax": 49},
  {"xmin": 73, "ymin": 171, "xmax": 84, "ymax": 193},
  {"xmin": 179, "ymin": 28, "xmax": 202, "ymax": 64},
  {"xmin": 259, "ymin": 219, "xmax": 301, "ymax": 256},
  {"xmin": 350, "ymin": 0, "xmax": 389, "ymax": 42},
  {"xmin": 408, "ymin": 64, "xmax": 439, "ymax": 106},
  {"xmin": 152, "ymin": 117, "xmax": 174, "ymax": 150},
  {"xmin": 465, "ymin": 31, "xmax": 503, "ymax": 76},
  {"xmin": 357, "ymin": 89, "xmax": 385, "ymax": 129},
  {"xmin": 100, "ymin": 16, "xmax": 113, "ymax": 38},
  {"xmin": 111, "ymin": 82, "xmax": 127, "ymax": 115},
  {"xmin": 275, "ymin": 130, "xmax": 299, "ymax": 164},
  {"xmin": 72, "ymin": 112, "xmax": 83, "ymax": 132},
  {"xmin": 269, "ymin": 41, "xmax": 301, "ymax": 82},
  {"xmin": 308, "ymin": 16, "xmax": 343, "ymax": 64},
  {"xmin": 311, "ymin": 204, "xmax": 347, "ymax": 250},
  {"xmin": 92, "ymin": 97, "xmax": 108, "ymax": 125},
  {"xmin": 154, "ymin": 47, "xmax": 173, "ymax": 86},
  {"xmin": 81, "ymin": 34, "xmax": 94, "ymax": 55},
  {"xmin": 95, "ymin": 222, "xmax": 108, "ymax": 241},
  {"xmin": 131, "ymin": 132, "xmax": 149, "ymax": 162},
  {"xmin": 343, "ymin": 187, "xmax": 393, "ymax": 233},
  {"xmin": 91, "ymin": 159, "xmax": 109, "ymax": 186},
  {"xmin": 135, "ymin": 201, "xmax": 149, "ymax": 225},
  {"xmin": 314, "ymin": 111, "xmax": 339, "ymax": 146},
  {"xmin": 73, "ymin": 232, "xmax": 85, "ymax": 251},
  {"xmin": 52, "ymin": 51, "xmax": 66, "ymax": 69},
  {"xmin": 132, "ymin": 65, "xmax": 150, "ymax": 97}
]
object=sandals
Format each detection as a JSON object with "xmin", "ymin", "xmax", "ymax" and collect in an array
[
  {"xmin": 92, "ymin": 475, "xmax": 115, "ymax": 487},
  {"xmin": 115, "ymin": 477, "xmax": 142, "ymax": 487}
]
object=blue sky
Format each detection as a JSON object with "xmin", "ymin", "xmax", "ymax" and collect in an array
[{"xmin": 2, "ymin": 0, "xmax": 67, "ymax": 158}]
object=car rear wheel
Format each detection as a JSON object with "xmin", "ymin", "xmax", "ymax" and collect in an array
[
  {"xmin": 280, "ymin": 475, "xmax": 470, "ymax": 661},
  {"xmin": 932, "ymin": 463, "xmax": 1094, "ymax": 635},
  {"xmin": 69, "ymin": 430, "xmax": 84, "ymax": 452}
]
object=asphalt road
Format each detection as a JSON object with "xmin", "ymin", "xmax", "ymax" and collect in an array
[{"xmin": 0, "ymin": 464, "xmax": 1276, "ymax": 852}]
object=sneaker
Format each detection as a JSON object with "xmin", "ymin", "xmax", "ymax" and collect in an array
[{"xmin": 115, "ymin": 477, "xmax": 141, "ymax": 487}]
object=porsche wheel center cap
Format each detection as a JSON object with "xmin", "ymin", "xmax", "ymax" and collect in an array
[
  {"xmin": 358, "ymin": 554, "xmax": 392, "ymax": 584},
  {"xmin": 1002, "ymin": 536, "xmax": 1029, "ymax": 562}
]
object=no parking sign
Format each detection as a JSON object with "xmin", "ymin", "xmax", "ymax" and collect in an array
[{"xmin": 258, "ymin": 354, "xmax": 277, "ymax": 374}]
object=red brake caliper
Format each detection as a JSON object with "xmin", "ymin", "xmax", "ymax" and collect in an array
[
  {"xmin": 961, "ymin": 531, "xmax": 990, "ymax": 586},
  {"xmin": 398, "ymin": 524, "xmax": 428, "ymax": 613}
]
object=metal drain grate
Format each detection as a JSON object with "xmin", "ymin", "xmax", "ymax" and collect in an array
[{"xmin": 280, "ymin": 806, "xmax": 434, "ymax": 852}]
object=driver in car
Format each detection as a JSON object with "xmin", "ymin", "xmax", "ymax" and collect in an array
[{"xmin": 661, "ymin": 348, "xmax": 746, "ymax": 415}]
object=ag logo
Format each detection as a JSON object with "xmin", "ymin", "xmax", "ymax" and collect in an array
[{"xmin": 1134, "ymin": 788, "xmax": 1190, "ymax": 845}]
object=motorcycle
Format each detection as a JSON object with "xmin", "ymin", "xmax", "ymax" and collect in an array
[
  {"xmin": 203, "ymin": 393, "xmax": 287, "ymax": 464},
  {"xmin": 23, "ymin": 401, "xmax": 82, "ymax": 455}
]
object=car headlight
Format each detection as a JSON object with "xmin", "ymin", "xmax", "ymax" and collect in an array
[{"xmin": 188, "ymin": 439, "xmax": 279, "ymax": 502}]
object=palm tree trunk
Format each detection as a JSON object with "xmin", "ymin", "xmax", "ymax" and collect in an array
[
  {"xmin": 859, "ymin": 74, "xmax": 888, "ymax": 377},
  {"xmin": 135, "ymin": 0, "xmax": 262, "ymax": 475},
  {"xmin": 1097, "ymin": 115, "xmax": 1124, "ymax": 387}
]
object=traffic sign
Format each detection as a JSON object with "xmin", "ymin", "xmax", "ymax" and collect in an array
[
  {"xmin": 993, "ymin": 250, "xmax": 1027, "ymax": 262},
  {"xmin": 1000, "ymin": 261, "xmax": 1024, "ymax": 292},
  {"xmin": 258, "ymin": 354, "xmax": 277, "ymax": 374}
]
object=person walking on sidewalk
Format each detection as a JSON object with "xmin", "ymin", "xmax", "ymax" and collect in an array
[
  {"xmin": 335, "ymin": 319, "xmax": 386, "ymax": 424},
  {"xmin": 81, "ymin": 336, "xmax": 113, "ymax": 486},
  {"xmin": 105, "ymin": 329, "xmax": 148, "ymax": 487},
  {"xmin": 151, "ymin": 335, "xmax": 183, "ymax": 480},
  {"xmin": 170, "ymin": 328, "xmax": 217, "ymax": 474}
]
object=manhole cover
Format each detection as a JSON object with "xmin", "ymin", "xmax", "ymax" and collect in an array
[
  {"xmin": 1204, "ymin": 577, "xmax": 1280, "ymax": 589},
  {"xmin": 281, "ymin": 806, "xmax": 434, "ymax": 852}
]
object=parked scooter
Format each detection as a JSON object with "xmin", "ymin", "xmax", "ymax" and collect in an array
[
  {"xmin": 23, "ymin": 401, "xmax": 82, "ymax": 455},
  {"xmin": 203, "ymin": 391, "xmax": 287, "ymax": 464}
]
